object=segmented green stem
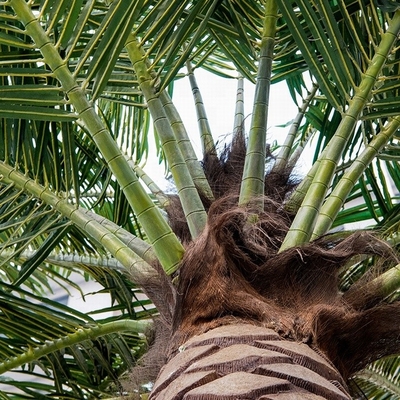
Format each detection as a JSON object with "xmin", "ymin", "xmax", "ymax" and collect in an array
[
  {"xmin": 239, "ymin": 0, "xmax": 279, "ymax": 208},
  {"xmin": 312, "ymin": 116, "xmax": 400, "ymax": 238},
  {"xmin": 368, "ymin": 264, "xmax": 400, "ymax": 299},
  {"xmin": 0, "ymin": 319, "xmax": 152, "ymax": 375},
  {"xmin": 128, "ymin": 160, "xmax": 170, "ymax": 208},
  {"xmin": 186, "ymin": 60, "xmax": 215, "ymax": 155},
  {"xmin": 125, "ymin": 37, "xmax": 207, "ymax": 240},
  {"xmin": 233, "ymin": 76, "xmax": 245, "ymax": 133},
  {"xmin": 273, "ymin": 84, "xmax": 318, "ymax": 172},
  {"xmin": 280, "ymin": 10, "xmax": 400, "ymax": 250},
  {"xmin": 0, "ymin": 250, "xmax": 125, "ymax": 271},
  {"xmin": 159, "ymin": 90, "xmax": 214, "ymax": 199},
  {"xmin": 0, "ymin": 162, "xmax": 157, "ymax": 282},
  {"xmin": 9, "ymin": 0, "xmax": 185, "ymax": 273},
  {"xmin": 287, "ymin": 126, "xmax": 315, "ymax": 168}
]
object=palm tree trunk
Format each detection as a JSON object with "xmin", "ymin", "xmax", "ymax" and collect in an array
[{"xmin": 150, "ymin": 324, "xmax": 351, "ymax": 399}]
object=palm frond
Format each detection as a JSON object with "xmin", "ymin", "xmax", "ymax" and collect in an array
[
  {"xmin": 352, "ymin": 356, "xmax": 400, "ymax": 399},
  {"xmin": 0, "ymin": 283, "xmax": 151, "ymax": 398},
  {"xmin": 1, "ymin": 0, "xmax": 400, "ymax": 398}
]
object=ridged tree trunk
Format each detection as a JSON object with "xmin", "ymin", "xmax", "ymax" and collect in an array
[{"xmin": 150, "ymin": 324, "xmax": 350, "ymax": 400}]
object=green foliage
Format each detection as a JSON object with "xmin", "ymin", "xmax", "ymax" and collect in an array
[{"xmin": 0, "ymin": 0, "xmax": 399, "ymax": 398}]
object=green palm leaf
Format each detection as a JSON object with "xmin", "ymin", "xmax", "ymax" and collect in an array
[
  {"xmin": 1, "ymin": 0, "xmax": 400, "ymax": 398},
  {"xmin": 0, "ymin": 283, "xmax": 151, "ymax": 398},
  {"xmin": 352, "ymin": 355, "xmax": 400, "ymax": 399}
]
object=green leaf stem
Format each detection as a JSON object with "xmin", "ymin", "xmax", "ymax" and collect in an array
[
  {"xmin": 9, "ymin": 0, "xmax": 185, "ymax": 273},
  {"xmin": 0, "ymin": 319, "xmax": 152, "ymax": 375},
  {"xmin": 125, "ymin": 37, "xmax": 207, "ymax": 240},
  {"xmin": 239, "ymin": 0, "xmax": 279, "ymax": 208},
  {"xmin": 281, "ymin": 10, "xmax": 400, "ymax": 250}
]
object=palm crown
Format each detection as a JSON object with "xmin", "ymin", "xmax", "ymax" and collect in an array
[{"xmin": 0, "ymin": 0, "xmax": 400, "ymax": 398}]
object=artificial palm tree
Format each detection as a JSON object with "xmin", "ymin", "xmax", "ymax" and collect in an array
[{"xmin": 0, "ymin": 0, "xmax": 400, "ymax": 399}]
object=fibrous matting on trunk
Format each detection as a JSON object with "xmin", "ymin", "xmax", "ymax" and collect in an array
[
  {"xmin": 131, "ymin": 136, "xmax": 400, "ymax": 396},
  {"xmin": 172, "ymin": 196, "xmax": 399, "ymax": 381}
]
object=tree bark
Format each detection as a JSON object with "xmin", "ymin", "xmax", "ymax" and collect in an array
[{"xmin": 150, "ymin": 324, "xmax": 351, "ymax": 400}]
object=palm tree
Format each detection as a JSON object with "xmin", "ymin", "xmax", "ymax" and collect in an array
[{"xmin": 0, "ymin": 0, "xmax": 400, "ymax": 398}]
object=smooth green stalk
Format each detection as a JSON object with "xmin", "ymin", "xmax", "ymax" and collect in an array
[
  {"xmin": 233, "ymin": 76, "xmax": 245, "ymax": 133},
  {"xmin": 186, "ymin": 60, "xmax": 215, "ymax": 155},
  {"xmin": 159, "ymin": 90, "xmax": 214, "ymax": 199},
  {"xmin": 312, "ymin": 116, "xmax": 400, "ymax": 238},
  {"xmin": 0, "ymin": 319, "xmax": 152, "ymax": 375},
  {"xmin": 9, "ymin": 0, "xmax": 184, "ymax": 274},
  {"xmin": 125, "ymin": 37, "xmax": 207, "ymax": 239},
  {"xmin": 239, "ymin": 0, "xmax": 279, "ymax": 208},
  {"xmin": 273, "ymin": 84, "xmax": 318, "ymax": 172},
  {"xmin": 0, "ymin": 162, "xmax": 157, "ymax": 282},
  {"xmin": 280, "ymin": 11, "xmax": 400, "ymax": 250}
]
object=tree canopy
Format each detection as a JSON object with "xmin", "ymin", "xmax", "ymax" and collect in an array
[{"xmin": 0, "ymin": 0, "xmax": 400, "ymax": 398}]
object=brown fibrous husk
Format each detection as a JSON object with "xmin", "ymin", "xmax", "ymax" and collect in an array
[{"xmin": 129, "ymin": 134, "xmax": 400, "ymax": 392}]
